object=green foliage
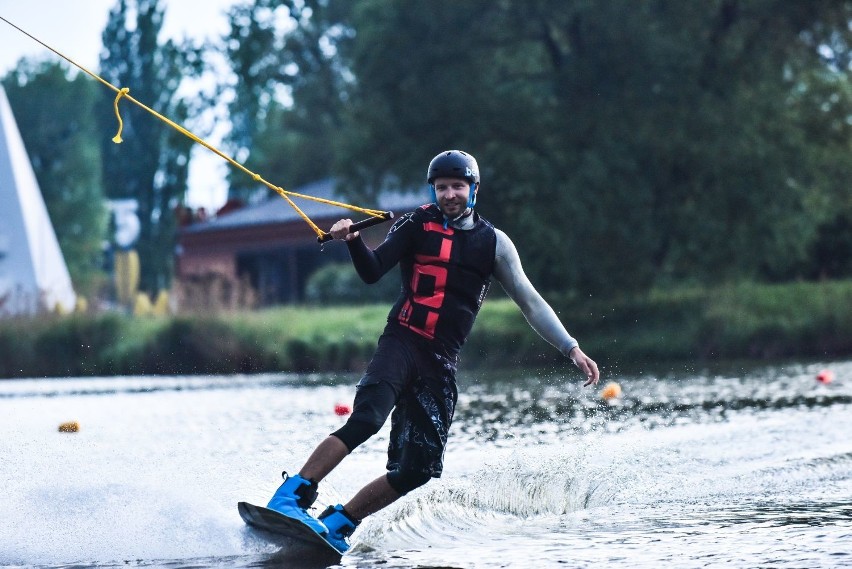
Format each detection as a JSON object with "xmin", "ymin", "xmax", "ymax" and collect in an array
[
  {"xmin": 330, "ymin": 0, "xmax": 852, "ymax": 295},
  {"xmin": 0, "ymin": 313, "xmax": 132, "ymax": 377},
  {"xmin": 2, "ymin": 60, "xmax": 108, "ymax": 297},
  {"xmin": 0, "ymin": 304, "xmax": 389, "ymax": 378},
  {"xmin": 215, "ymin": 1, "xmax": 852, "ymax": 295},
  {"xmin": 698, "ymin": 280, "xmax": 852, "ymax": 359},
  {"xmin": 221, "ymin": 0, "xmax": 355, "ymax": 195},
  {"xmin": 810, "ymin": 215, "xmax": 852, "ymax": 279},
  {"xmin": 3, "ymin": 280, "xmax": 852, "ymax": 378},
  {"xmin": 3, "ymin": 0, "xmax": 852, "ymax": 317},
  {"xmin": 98, "ymin": 0, "xmax": 203, "ymax": 294},
  {"xmin": 304, "ymin": 262, "xmax": 400, "ymax": 305}
]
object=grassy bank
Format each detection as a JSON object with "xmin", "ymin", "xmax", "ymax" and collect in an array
[{"xmin": 1, "ymin": 280, "xmax": 851, "ymax": 378}]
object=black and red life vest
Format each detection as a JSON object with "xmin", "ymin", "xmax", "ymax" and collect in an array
[{"xmin": 386, "ymin": 204, "xmax": 497, "ymax": 356}]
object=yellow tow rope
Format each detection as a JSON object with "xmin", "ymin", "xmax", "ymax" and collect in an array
[{"xmin": 0, "ymin": 15, "xmax": 388, "ymax": 239}]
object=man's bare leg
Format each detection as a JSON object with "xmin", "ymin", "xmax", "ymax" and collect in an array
[
  {"xmin": 297, "ymin": 437, "xmax": 400, "ymax": 520},
  {"xmin": 266, "ymin": 436, "xmax": 349, "ymax": 534},
  {"xmin": 343, "ymin": 474, "xmax": 401, "ymax": 520},
  {"xmin": 299, "ymin": 435, "xmax": 349, "ymax": 481}
]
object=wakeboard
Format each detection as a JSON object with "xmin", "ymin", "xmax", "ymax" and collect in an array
[{"xmin": 238, "ymin": 501, "xmax": 344, "ymax": 558}]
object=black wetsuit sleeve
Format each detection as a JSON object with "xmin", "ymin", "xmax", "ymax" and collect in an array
[
  {"xmin": 345, "ymin": 212, "xmax": 417, "ymax": 283},
  {"xmin": 346, "ymin": 237, "xmax": 386, "ymax": 283}
]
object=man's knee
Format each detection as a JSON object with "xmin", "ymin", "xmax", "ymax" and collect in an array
[
  {"xmin": 331, "ymin": 382, "xmax": 397, "ymax": 451},
  {"xmin": 331, "ymin": 419, "xmax": 383, "ymax": 451},
  {"xmin": 386, "ymin": 470, "xmax": 433, "ymax": 495}
]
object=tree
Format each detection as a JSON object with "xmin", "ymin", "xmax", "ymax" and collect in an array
[
  {"xmin": 3, "ymin": 59, "xmax": 108, "ymax": 297},
  {"xmin": 221, "ymin": 0, "xmax": 355, "ymax": 197},
  {"xmin": 98, "ymin": 0, "xmax": 202, "ymax": 294},
  {"xmin": 334, "ymin": 0, "xmax": 852, "ymax": 295}
]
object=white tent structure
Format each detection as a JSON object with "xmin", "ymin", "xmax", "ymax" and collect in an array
[{"xmin": 0, "ymin": 85, "xmax": 75, "ymax": 317}]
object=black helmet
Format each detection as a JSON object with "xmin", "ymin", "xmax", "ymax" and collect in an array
[{"xmin": 426, "ymin": 150, "xmax": 480, "ymax": 185}]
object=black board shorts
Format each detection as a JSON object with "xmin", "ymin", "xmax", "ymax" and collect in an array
[{"xmin": 353, "ymin": 327, "xmax": 459, "ymax": 478}]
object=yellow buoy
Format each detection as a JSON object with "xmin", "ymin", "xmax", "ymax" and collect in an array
[
  {"xmin": 58, "ymin": 421, "xmax": 80, "ymax": 433},
  {"xmin": 600, "ymin": 382, "xmax": 622, "ymax": 401}
]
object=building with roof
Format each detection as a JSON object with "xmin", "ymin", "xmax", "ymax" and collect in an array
[{"xmin": 176, "ymin": 178, "xmax": 426, "ymax": 306}]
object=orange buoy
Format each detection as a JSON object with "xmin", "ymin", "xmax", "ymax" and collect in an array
[
  {"xmin": 334, "ymin": 403, "xmax": 352, "ymax": 416},
  {"xmin": 600, "ymin": 381, "xmax": 622, "ymax": 401},
  {"xmin": 816, "ymin": 369, "xmax": 834, "ymax": 384},
  {"xmin": 58, "ymin": 421, "xmax": 80, "ymax": 433}
]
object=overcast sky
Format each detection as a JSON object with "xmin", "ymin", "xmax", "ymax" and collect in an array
[{"xmin": 0, "ymin": 0, "xmax": 242, "ymax": 209}]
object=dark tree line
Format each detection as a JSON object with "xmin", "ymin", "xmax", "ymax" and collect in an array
[
  {"xmin": 5, "ymin": 0, "xmax": 852, "ymax": 300},
  {"xmin": 223, "ymin": 0, "xmax": 852, "ymax": 296}
]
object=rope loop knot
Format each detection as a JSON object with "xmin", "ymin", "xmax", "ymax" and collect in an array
[{"xmin": 111, "ymin": 87, "xmax": 130, "ymax": 143}]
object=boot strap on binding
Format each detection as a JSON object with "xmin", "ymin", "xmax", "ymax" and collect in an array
[
  {"xmin": 282, "ymin": 471, "xmax": 319, "ymax": 508},
  {"xmin": 319, "ymin": 504, "xmax": 360, "ymax": 537}
]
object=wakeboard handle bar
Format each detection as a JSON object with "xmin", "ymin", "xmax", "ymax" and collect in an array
[{"xmin": 317, "ymin": 211, "xmax": 395, "ymax": 243}]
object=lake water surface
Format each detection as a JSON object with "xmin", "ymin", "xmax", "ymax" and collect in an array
[{"xmin": 1, "ymin": 359, "xmax": 851, "ymax": 568}]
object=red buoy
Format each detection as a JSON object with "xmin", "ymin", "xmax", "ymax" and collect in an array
[
  {"xmin": 816, "ymin": 369, "xmax": 834, "ymax": 384},
  {"xmin": 334, "ymin": 403, "xmax": 352, "ymax": 416}
]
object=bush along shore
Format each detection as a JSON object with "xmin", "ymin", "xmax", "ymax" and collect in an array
[{"xmin": 1, "ymin": 280, "xmax": 851, "ymax": 379}]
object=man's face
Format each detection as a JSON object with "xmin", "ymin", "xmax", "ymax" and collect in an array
[{"xmin": 433, "ymin": 177, "xmax": 473, "ymax": 218}]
